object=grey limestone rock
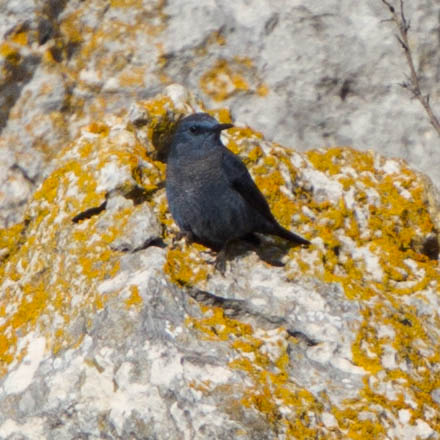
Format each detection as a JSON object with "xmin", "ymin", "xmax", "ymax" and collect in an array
[{"xmin": 0, "ymin": 86, "xmax": 439, "ymax": 439}]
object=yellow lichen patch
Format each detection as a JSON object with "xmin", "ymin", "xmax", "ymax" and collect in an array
[
  {"xmin": 308, "ymin": 147, "xmax": 375, "ymax": 176},
  {"xmin": 188, "ymin": 308, "xmax": 332, "ymax": 438},
  {"xmin": 302, "ymin": 147, "xmax": 440, "ymax": 435},
  {"xmin": 256, "ymin": 84, "xmax": 269, "ymax": 97},
  {"xmin": 157, "ymin": 196, "xmax": 172, "ymax": 230},
  {"xmin": 224, "ymin": 129, "xmax": 264, "ymax": 161},
  {"xmin": 351, "ymin": 307, "xmax": 384, "ymax": 375},
  {"xmin": 200, "ymin": 58, "xmax": 271, "ymax": 102},
  {"xmin": 137, "ymin": 95, "xmax": 179, "ymax": 152},
  {"xmin": 11, "ymin": 31, "xmax": 28, "ymax": 46},
  {"xmin": 125, "ymin": 285, "xmax": 143, "ymax": 309},
  {"xmin": 0, "ymin": 223, "xmax": 25, "ymax": 262},
  {"xmin": 214, "ymin": 31, "xmax": 226, "ymax": 46},
  {"xmin": 332, "ymin": 400, "xmax": 386, "ymax": 439},
  {"xmin": 136, "ymin": 153, "xmax": 166, "ymax": 194},
  {"xmin": 233, "ymin": 56, "xmax": 253, "ymax": 68},
  {"xmin": 164, "ymin": 245, "xmax": 209, "ymax": 286},
  {"xmin": 118, "ymin": 66, "xmax": 145, "ymax": 87},
  {"xmin": 246, "ymin": 145, "xmax": 264, "ymax": 164},
  {"xmin": 0, "ymin": 118, "xmax": 164, "ymax": 376},
  {"xmin": 86, "ymin": 122, "xmax": 110, "ymax": 137},
  {"xmin": 187, "ymin": 306, "xmax": 253, "ymax": 341},
  {"xmin": 208, "ymin": 108, "xmax": 233, "ymax": 125},
  {"xmin": 12, "ymin": 0, "xmax": 172, "ymax": 163},
  {"xmin": 194, "ymin": 30, "xmax": 227, "ymax": 57},
  {"xmin": 110, "ymin": 0, "xmax": 143, "ymax": 7},
  {"xmin": 303, "ymin": 148, "xmax": 437, "ymax": 297},
  {"xmin": 59, "ymin": 10, "xmax": 84, "ymax": 47},
  {"xmin": 200, "ymin": 59, "xmax": 250, "ymax": 101},
  {"xmin": 255, "ymin": 169, "xmax": 300, "ymax": 230},
  {"xmin": 55, "ymin": 0, "xmax": 167, "ymax": 82},
  {"xmin": 0, "ymin": 42, "xmax": 21, "ymax": 66}
]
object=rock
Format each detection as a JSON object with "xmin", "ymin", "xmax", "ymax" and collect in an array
[
  {"xmin": 0, "ymin": 88, "xmax": 439, "ymax": 439},
  {"xmin": 108, "ymin": 196, "xmax": 161, "ymax": 252},
  {"xmin": 1, "ymin": 0, "xmax": 440, "ymax": 229}
]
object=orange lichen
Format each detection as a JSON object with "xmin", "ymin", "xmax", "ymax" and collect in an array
[
  {"xmin": 11, "ymin": 31, "xmax": 28, "ymax": 46},
  {"xmin": 164, "ymin": 246, "xmax": 209, "ymax": 286},
  {"xmin": 200, "ymin": 59, "xmax": 250, "ymax": 101},
  {"xmin": 0, "ymin": 118, "xmax": 154, "ymax": 375},
  {"xmin": 0, "ymin": 43, "xmax": 21, "ymax": 65},
  {"xmin": 110, "ymin": 0, "xmax": 143, "ymax": 7},
  {"xmin": 87, "ymin": 122, "xmax": 110, "ymax": 136},
  {"xmin": 138, "ymin": 95, "xmax": 178, "ymax": 149},
  {"xmin": 200, "ymin": 57, "xmax": 271, "ymax": 101},
  {"xmin": 59, "ymin": 10, "xmax": 84, "ymax": 46},
  {"xmin": 118, "ymin": 66, "xmax": 145, "ymax": 87},
  {"xmin": 207, "ymin": 107, "xmax": 232, "ymax": 125},
  {"xmin": 302, "ymin": 147, "xmax": 440, "ymax": 436},
  {"xmin": 125, "ymin": 285, "xmax": 143, "ymax": 308},
  {"xmin": 256, "ymin": 84, "xmax": 269, "ymax": 97},
  {"xmin": 188, "ymin": 308, "xmax": 329, "ymax": 437},
  {"xmin": 0, "ymin": 223, "xmax": 25, "ymax": 261}
]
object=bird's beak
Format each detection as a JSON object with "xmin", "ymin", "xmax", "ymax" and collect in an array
[{"xmin": 215, "ymin": 123, "xmax": 234, "ymax": 132}]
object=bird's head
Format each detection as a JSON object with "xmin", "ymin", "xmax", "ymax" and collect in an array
[{"xmin": 170, "ymin": 113, "xmax": 233, "ymax": 155}]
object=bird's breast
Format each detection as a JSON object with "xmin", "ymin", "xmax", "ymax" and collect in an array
[{"xmin": 169, "ymin": 153, "xmax": 223, "ymax": 188}]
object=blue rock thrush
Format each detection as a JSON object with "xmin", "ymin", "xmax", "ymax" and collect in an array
[{"xmin": 165, "ymin": 113, "xmax": 310, "ymax": 268}]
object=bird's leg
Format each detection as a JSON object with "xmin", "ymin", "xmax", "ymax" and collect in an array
[
  {"xmin": 214, "ymin": 241, "xmax": 231, "ymax": 275},
  {"xmin": 240, "ymin": 232, "xmax": 261, "ymax": 247},
  {"xmin": 175, "ymin": 230, "xmax": 194, "ymax": 243},
  {"xmin": 171, "ymin": 230, "xmax": 195, "ymax": 249}
]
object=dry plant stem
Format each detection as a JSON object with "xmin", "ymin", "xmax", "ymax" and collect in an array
[{"xmin": 381, "ymin": 0, "xmax": 440, "ymax": 136}]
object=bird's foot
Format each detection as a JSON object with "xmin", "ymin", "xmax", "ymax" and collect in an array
[
  {"xmin": 214, "ymin": 251, "xmax": 227, "ymax": 275},
  {"xmin": 214, "ymin": 241, "xmax": 233, "ymax": 275},
  {"xmin": 175, "ymin": 230, "xmax": 194, "ymax": 244}
]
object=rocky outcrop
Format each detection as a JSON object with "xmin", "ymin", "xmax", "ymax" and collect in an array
[
  {"xmin": 0, "ymin": 86, "xmax": 439, "ymax": 439},
  {"xmin": 1, "ymin": 0, "xmax": 440, "ymax": 229}
]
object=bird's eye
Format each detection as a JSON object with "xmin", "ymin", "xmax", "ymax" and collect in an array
[{"xmin": 189, "ymin": 125, "xmax": 199, "ymax": 134}]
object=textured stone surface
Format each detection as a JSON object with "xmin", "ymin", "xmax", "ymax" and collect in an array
[
  {"xmin": 0, "ymin": 86, "xmax": 439, "ymax": 439},
  {"xmin": 0, "ymin": 0, "xmax": 439, "ymax": 229}
]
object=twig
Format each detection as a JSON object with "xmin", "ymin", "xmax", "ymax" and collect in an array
[{"xmin": 381, "ymin": 0, "xmax": 440, "ymax": 137}]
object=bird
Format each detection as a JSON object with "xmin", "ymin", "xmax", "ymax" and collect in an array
[{"xmin": 165, "ymin": 112, "xmax": 310, "ymax": 269}]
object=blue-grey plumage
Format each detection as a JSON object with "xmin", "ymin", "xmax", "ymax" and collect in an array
[{"xmin": 165, "ymin": 113, "xmax": 310, "ymax": 253}]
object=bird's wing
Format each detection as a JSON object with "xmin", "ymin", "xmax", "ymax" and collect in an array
[{"xmin": 222, "ymin": 149, "xmax": 275, "ymax": 222}]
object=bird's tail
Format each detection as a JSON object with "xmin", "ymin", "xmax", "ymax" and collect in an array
[{"xmin": 271, "ymin": 224, "xmax": 310, "ymax": 246}]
